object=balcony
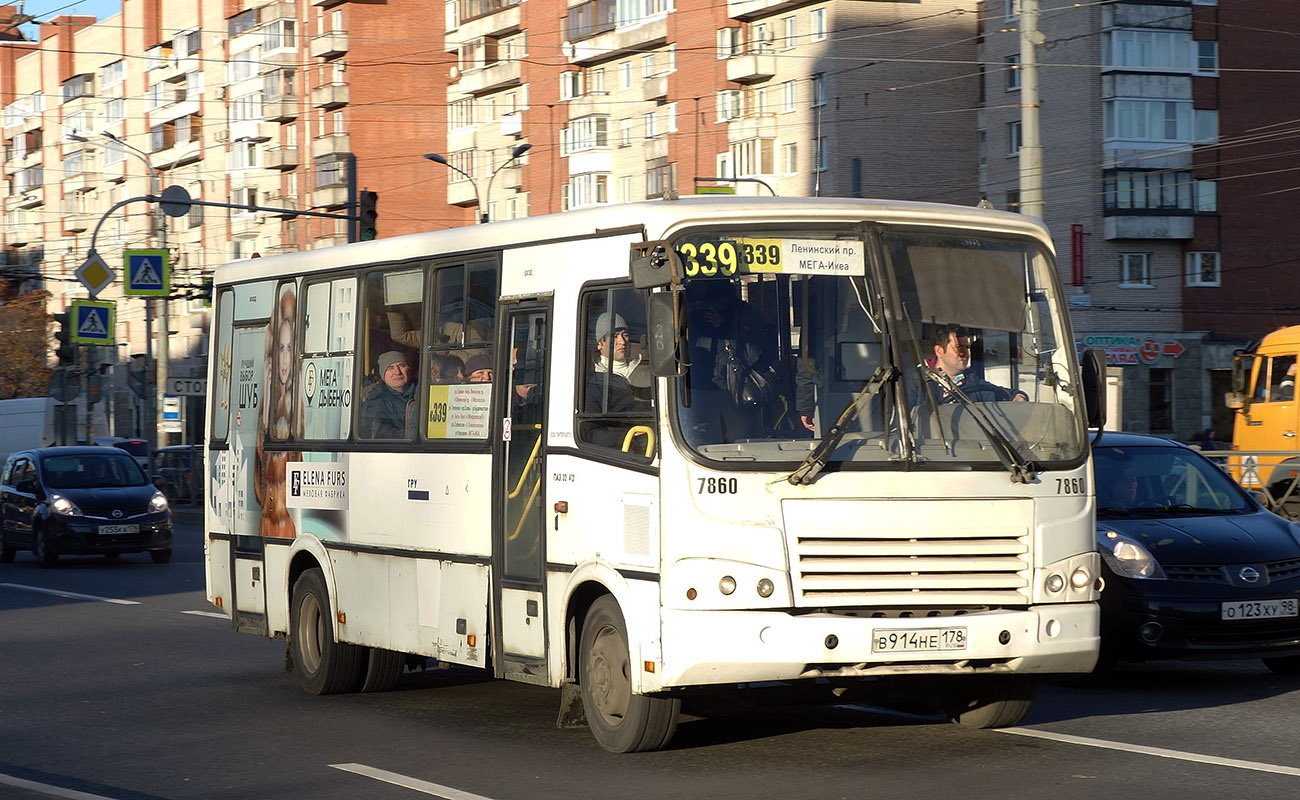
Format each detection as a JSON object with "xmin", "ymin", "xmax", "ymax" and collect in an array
[
  {"xmin": 311, "ymin": 132, "xmax": 351, "ymax": 158},
  {"xmin": 263, "ymin": 193, "xmax": 300, "ymax": 218},
  {"xmin": 311, "ymin": 82, "xmax": 350, "ymax": 109},
  {"xmin": 5, "ymin": 224, "xmax": 36, "ymax": 245},
  {"xmin": 64, "ymin": 212, "xmax": 93, "ymax": 233},
  {"xmin": 727, "ymin": 52, "xmax": 777, "ymax": 84},
  {"xmin": 310, "ymin": 30, "xmax": 349, "ymax": 59},
  {"xmin": 9, "ymin": 189, "xmax": 44, "ymax": 210},
  {"xmin": 260, "ymin": 1, "xmax": 296, "ymax": 22},
  {"xmin": 568, "ymin": 96, "xmax": 610, "ymax": 119},
  {"xmin": 566, "ymin": 15, "xmax": 668, "ymax": 66},
  {"xmin": 153, "ymin": 54, "xmax": 199, "ymax": 85},
  {"xmin": 501, "ymin": 113, "xmax": 522, "ymax": 137},
  {"xmin": 727, "ymin": 0, "xmax": 807, "ymax": 22},
  {"xmin": 448, "ymin": 127, "xmax": 476, "ymax": 153},
  {"xmin": 1103, "ymin": 215, "xmax": 1194, "ymax": 240},
  {"xmin": 447, "ymin": 178, "xmax": 477, "ymax": 207},
  {"xmin": 230, "ymin": 213, "xmax": 263, "ymax": 240},
  {"xmin": 454, "ymin": 3, "xmax": 521, "ymax": 43},
  {"xmin": 458, "ymin": 60, "xmax": 521, "ymax": 96},
  {"xmin": 311, "ymin": 0, "xmax": 387, "ymax": 8},
  {"xmin": 63, "ymin": 169, "xmax": 96, "ymax": 194},
  {"xmin": 641, "ymin": 75, "xmax": 668, "ymax": 102},
  {"xmin": 500, "ymin": 165, "xmax": 521, "ymax": 190},
  {"xmin": 230, "ymin": 120, "xmax": 276, "ymax": 143},
  {"xmin": 643, "ymin": 136, "xmax": 668, "ymax": 162},
  {"xmin": 153, "ymin": 139, "xmax": 202, "ymax": 170},
  {"xmin": 264, "ymin": 145, "xmax": 300, "ymax": 170},
  {"xmin": 728, "ymin": 113, "xmax": 777, "ymax": 143},
  {"xmin": 264, "ymin": 95, "xmax": 299, "ymax": 122},
  {"xmin": 312, "ymin": 185, "xmax": 349, "ymax": 209}
]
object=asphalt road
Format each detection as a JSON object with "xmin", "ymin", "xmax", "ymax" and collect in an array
[{"xmin": 2, "ymin": 510, "xmax": 1299, "ymax": 800}]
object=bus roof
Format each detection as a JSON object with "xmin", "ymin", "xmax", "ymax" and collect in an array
[{"xmin": 214, "ymin": 196, "xmax": 1053, "ymax": 286}]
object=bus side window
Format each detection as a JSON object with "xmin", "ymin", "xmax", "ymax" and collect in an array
[
  {"xmin": 358, "ymin": 268, "xmax": 422, "ymax": 440},
  {"xmin": 576, "ymin": 285, "xmax": 655, "ymax": 457}
]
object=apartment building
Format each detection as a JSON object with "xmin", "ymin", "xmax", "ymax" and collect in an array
[
  {"xmin": 977, "ymin": 0, "xmax": 1300, "ymax": 440},
  {"xmin": 2, "ymin": 0, "xmax": 988, "ymax": 439}
]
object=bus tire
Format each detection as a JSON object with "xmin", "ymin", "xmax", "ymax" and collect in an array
[
  {"xmin": 940, "ymin": 679, "xmax": 1036, "ymax": 728},
  {"xmin": 357, "ymin": 647, "xmax": 405, "ymax": 692},
  {"xmin": 290, "ymin": 568, "xmax": 363, "ymax": 695},
  {"xmin": 578, "ymin": 596, "xmax": 680, "ymax": 753}
]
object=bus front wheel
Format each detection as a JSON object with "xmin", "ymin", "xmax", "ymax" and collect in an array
[
  {"xmin": 290, "ymin": 568, "xmax": 364, "ymax": 695},
  {"xmin": 939, "ymin": 678, "xmax": 1037, "ymax": 728},
  {"xmin": 579, "ymin": 596, "xmax": 680, "ymax": 753}
]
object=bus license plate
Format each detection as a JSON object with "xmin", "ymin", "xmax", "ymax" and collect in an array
[
  {"xmin": 1221, "ymin": 599, "xmax": 1297, "ymax": 621},
  {"xmin": 872, "ymin": 627, "xmax": 967, "ymax": 654},
  {"xmin": 99, "ymin": 524, "xmax": 139, "ymax": 535}
]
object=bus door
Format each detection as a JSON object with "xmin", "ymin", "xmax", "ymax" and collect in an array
[{"xmin": 494, "ymin": 301, "xmax": 551, "ymax": 683}]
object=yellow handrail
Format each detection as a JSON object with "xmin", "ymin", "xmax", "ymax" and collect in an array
[{"xmin": 622, "ymin": 425, "xmax": 654, "ymax": 458}]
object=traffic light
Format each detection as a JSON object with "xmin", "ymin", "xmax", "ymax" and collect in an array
[
  {"xmin": 358, "ymin": 190, "xmax": 378, "ymax": 241},
  {"xmin": 53, "ymin": 312, "xmax": 75, "ymax": 365}
]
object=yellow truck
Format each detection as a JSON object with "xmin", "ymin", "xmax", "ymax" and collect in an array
[{"xmin": 1226, "ymin": 325, "xmax": 1300, "ymax": 515}]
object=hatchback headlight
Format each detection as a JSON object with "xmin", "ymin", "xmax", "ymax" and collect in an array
[
  {"xmin": 49, "ymin": 494, "xmax": 83, "ymax": 517},
  {"xmin": 149, "ymin": 492, "xmax": 169, "ymax": 513},
  {"xmin": 1098, "ymin": 530, "xmax": 1166, "ymax": 580}
]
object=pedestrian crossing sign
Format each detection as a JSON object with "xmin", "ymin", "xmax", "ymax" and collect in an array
[
  {"xmin": 70, "ymin": 299, "xmax": 116, "ymax": 345},
  {"xmin": 124, "ymin": 248, "xmax": 170, "ymax": 296}
]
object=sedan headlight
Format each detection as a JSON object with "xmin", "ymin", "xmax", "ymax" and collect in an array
[
  {"xmin": 1098, "ymin": 530, "xmax": 1166, "ymax": 580},
  {"xmin": 149, "ymin": 492, "xmax": 169, "ymax": 513},
  {"xmin": 49, "ymin": 494, "xmax": 83, "ymax": 517}
]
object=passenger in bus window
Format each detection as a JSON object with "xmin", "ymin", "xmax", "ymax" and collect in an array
[
  {"xmin": 431, "ymin": 353, "xmax": 465, "ymax": 384},
  {"xmin": 360, "ymin": 350, "xmax": 417, "ymax": 438},
  {"xmin": 927, "ymin": 324, "xmax": 1026, "ymax": 404},
  {"xmin": 590, "ymin": 312, "xmax": 651, "ymax": 405},
  {"xmin": 465, "ymin": 354, "xmax": 494, "ymax": 383}
]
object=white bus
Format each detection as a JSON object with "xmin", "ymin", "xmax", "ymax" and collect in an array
[{"xmin": 205, "ymin": 197, "xmax": 1106, "ymax": 752}]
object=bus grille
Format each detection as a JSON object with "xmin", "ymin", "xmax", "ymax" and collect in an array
[{"xmin": 782, "ymin": 499, "xmax": 1032, "ymax": 608}]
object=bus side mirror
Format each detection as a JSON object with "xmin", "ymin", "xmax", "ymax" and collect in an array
[
  {"xmin": 1081, "ymin": 347, "xmax": 1107, "ymax": 429},
  {"xmin": 1225, "ymin": 391, "xmax": 1244, "ymax": 410},
  {"xmin": 630, "ymin": 241, "xmax": 678, "ymax": 289},
  {"xmin": 646, "ymin": 291, "xmax": 686, "ymax": 377}
]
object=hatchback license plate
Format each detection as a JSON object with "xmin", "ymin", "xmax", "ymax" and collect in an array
[
  {"xmin": 872, "ymin": 627, "xmax": 967, "ymax": 654},
  {"xmin": 99, "ymin": 523, "xmax": 140, "ymax": 535},
  {"xmin": 1221, "ymin": 599, "xmax": 1298, "ymax": 621}
]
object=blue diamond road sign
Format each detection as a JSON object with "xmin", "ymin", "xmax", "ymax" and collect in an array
[{"xmin": 124, "ymin": 248, "xmax": 170, "ymax": 296}]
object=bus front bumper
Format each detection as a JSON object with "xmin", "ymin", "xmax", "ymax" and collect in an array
[{"xmin": 657, "ymin": 603, "xmax": 1099, "ymax": 688}]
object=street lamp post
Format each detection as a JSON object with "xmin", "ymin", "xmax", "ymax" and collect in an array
[
  {"xmin": 73, "ymin": 131, "xmax": 164, "ymax": 456},
  {"xmin": 425, "ymin": 142, "xmax": 531, "ymax": 224}
]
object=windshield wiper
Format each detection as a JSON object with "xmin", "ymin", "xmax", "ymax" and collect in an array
[
  {"xmin": 924, "ymin": 367, "xmax": 1037, "ymax": 484},
  {"xmin": 787, "ymin": 365, "xmax": 897, "ymax": 485}
]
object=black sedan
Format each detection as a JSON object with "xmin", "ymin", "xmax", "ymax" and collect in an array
[
  {"xmin": 1093, "ymin": 432, "xmax": 1300, "ymax": 673},
  {"xmin": 0, "ymin": 446, "xmax": 173, "ymax": 567}
]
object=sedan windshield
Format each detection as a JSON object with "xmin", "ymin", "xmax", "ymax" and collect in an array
[
  {"xmin": 1094, "ymin": 444, "xmax": 1253, "ymax": 516},
  {"xmin": 670, "ymin": 226, "xmax": 1085, "ymax": 470},
  {"xmin": 42, "ymin": 455, "xmax": 148, "ymax": 489}
]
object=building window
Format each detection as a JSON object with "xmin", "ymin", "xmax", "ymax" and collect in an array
[
  {"xmin": 1185, "ymin": 251, "xmax": 1220, "ymax": 287},
  {"xmin": 1103, "ymin": 29, "xmax": 1194, "ymax": 71},
  {"xmin": 1005, "ymin": 189, "xmax": 1020, "ymax": 213},
  {"xmin": 641, "ymin": 54, "xmax": 656, "ymax": 79},
  {"xmin": 645, "ymin": 161, "xmax": 674, "ymax": 198},
  {"xmin": 977, "ymin": 129, "xmax": 986, "ymax": 166},
  {"xmin": 643, "ymin": 111, "xmax": 656, "ymax": 139},
  {"xmin": 730, "ymin": 138, "xmax": 774, "ymax": 177},
  {"xmin": 314, "ymin": 156, "xmax": 348, "ymax": 189},
  {"xmin": 620, "ymin": 61, "xmax": 632, "ymax": 89},
  {"xmin": 811, "ymin": 73, "xmax": 825, "ymax": 107},
  {"xmin": 560, "ymin": 71, "xmax": 582, "ymax": 100},
  {"xmin": 1007, "ymin": 120, "xmax": 1022, "ymax": 156},
  {"xmin": 1104, "ymin": 170, "xmax": 1195, "ymax": 212},
  {"xmin": 263, "ymin": 20, "xmax": 295, "ymax": 52},
  {"xmin": 1118, "ymin": 253, "xmax": 1152, "ymax": 287},
  {"xmin": 717, "ymin": 90, "xmax": 742, "ymax": 122},
  {"xmin": 810, "ymin": 8, "xmax": 825, "ymax": 41},
  {"xmin": 1196, "ymin": 41, "xmax": 1218, "ymax": 74},
  {"xmin": 782, "ymin": 81, "xmax": 796, "ymax": 113},
  {"xmin": 61, "ymin": 74, "xmax": 94, "ymax": 103},
  {"xmin": 718, "ymin": 27, "xmax": 741, "ymax": 59},
  {"xmin": 561, "ymin": 116, "xmax": 609, "ymax": 154},
  {"xmin": 1004, "ymin": 0, "xmax": 1019, "ymax": 21},
  {"xmin": 781, "ymin": 15, "xmax": 796, "ymax": 49},
  {"xmin": 1104, "ymin": 99, "xmax": 1193, "ymax": 143},
  {"xmin": 1148, "ymin": 368, "xmax": 1173, "ymax": 432},
  {"xmin": 1196, "ymin": 180, "xmax": 1218, "ymax": 212},
  {"xmin": 100, "ymin": 60, "xmax": 125, "ymax": 89},
  {"xmin": 570, "ymin": 173, "xmax": 609, "ymax": 208},
  {"xmin": 781, "ymin": 142, "xmax": 797, "ymax": 175},
  {"xmin": 1005, "ymin": 55, "xmax": 1020, "ymax": 91},
  {"xmin": 620, "ymin": 175, "xmax": 633, "ymax": 202},
  {"xmin": 1195, "ymin": 109, "xmax": 1218, "ymax": 143}
]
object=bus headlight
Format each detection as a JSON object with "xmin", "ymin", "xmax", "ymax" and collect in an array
[
  {"xmin": 1070, "ymin": 566, "xmax": 1092, "ymax": 589},
  {"xmin": 1045, "ymin": 573, "xmax": 1065, "ymax": 593},
  {"xmin": 756, "ymin": 578, "xmax": 774, "ymax": 598},
  {"xmin": 719, "ymin": 576, "xmax": 737, "ymax": 595}
]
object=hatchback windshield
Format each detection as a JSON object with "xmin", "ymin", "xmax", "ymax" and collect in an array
[
  {"xmin": 670, "ymin": 226, "xmax": 1085, "ymax": 470},
  {"xmin": 42, "ymin": 454, "xmax": 148, "ymax": 489},
  {"xmin": 1094, "ymin": 444, "xmax": 1252, "ymax": 516}
]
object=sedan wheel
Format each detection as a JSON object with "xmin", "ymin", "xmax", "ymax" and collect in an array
[{"xmin": 34, "ymin": 528, "xmax": 58, "ymax": 569}]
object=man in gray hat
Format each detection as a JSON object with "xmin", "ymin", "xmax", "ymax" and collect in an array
[
  {"xmin": 584, "ymin": 311, "xmax": 652, "ymax": 450},
  {"xmin": 361, "ymin": 350, "xmax": 416, "ymax": 438}
]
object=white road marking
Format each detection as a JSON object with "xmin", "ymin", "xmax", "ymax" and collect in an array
[
  {"xmin": 331, "ymin": 763, "xmax": 502, "ymax": 800},
  {"xmin": 1000, "ymin": 727, "xmax": 1300, "ymax": 777},
  {"xmin": 0, "ymin": 771, "xmax": 120, "ymax": 799},
  {"xmin": 182, "ymin": 610, "xmax": 229, "ymax": 619},
  {"xmin": 0, "ymin": 583, "xmax": 140, "ymax": 605}
]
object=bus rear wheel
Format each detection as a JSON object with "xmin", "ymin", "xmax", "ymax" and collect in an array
[
  {"xmin": 940, "ymin": 679, "xmax": 1037, "ymax": 728},
  {"xmin": 356, "ymin": 648, "xmax": 405, "ymax": 692},
  {"xmin": 578, "ymin": 596, "xmax": 680, "ymax": 753},
  {"xmin": 290, "ymin": 568, "xmax": 363, "ymax": 695}
]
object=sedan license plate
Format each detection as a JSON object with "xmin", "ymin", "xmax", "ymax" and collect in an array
[
  {"xmin": 99, "ymin": 523, "xmax": 140, "ymax": 535},
  {"xmin": 872, "ymin": 627, "xmax": 967, "ymax": 654},
  {"xmin": 1221, "ymin": 599, "xmax": 1298, "ymax": 621}
]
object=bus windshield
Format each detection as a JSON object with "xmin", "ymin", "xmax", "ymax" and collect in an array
[{"xmin": 671, "ymin": 226, "xmax": 1085, "ymax": 469}]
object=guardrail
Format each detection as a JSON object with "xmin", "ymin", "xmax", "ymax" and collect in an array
[{"xmin": 1216, "ymin": 448, "xmax": 1300, "ymax": 519}]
